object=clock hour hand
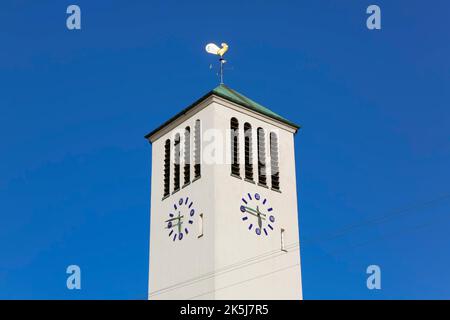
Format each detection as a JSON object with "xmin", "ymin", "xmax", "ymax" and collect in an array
[{"xmin": 256, "ymin": 206, "xmax": 263, "ymax": 229}]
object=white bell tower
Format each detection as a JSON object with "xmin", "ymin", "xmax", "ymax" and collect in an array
[{"xmin": 145, "ymin": 85, "xmax": 302, "ymax": 300}]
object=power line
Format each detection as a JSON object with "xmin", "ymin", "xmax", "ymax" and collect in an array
[
  {"xmin": 321, "ymin": 212, "xmax": 448, "ymax": 257},
  {"xmin": 302, "ymin": 192, "xmax": 450, "ymax": 246}
]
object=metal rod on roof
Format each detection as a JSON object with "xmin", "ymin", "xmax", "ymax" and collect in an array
[{"xmin": 220, "ymin": 58, "xmax": 225, "ymax": 84}]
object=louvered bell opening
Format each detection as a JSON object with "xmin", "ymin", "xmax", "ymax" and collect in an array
[
  {"xmin": 244, "ymin": 137, "xmax": 253, "ymax": 181},
  {"xmin": 173, "ymin": 136, "xmax": 181, "ymax": 191},
  {"xmin": 163, "ymin": 140, "xmax": 171, "ymax": 196},
  {"xmin": 258, "ymin": 165, "xmax": 267, "ymax": 185},
  {"xmin": 245, "ymin": 162, "xmax": 253, "ymax": 180},
  {"xmin": 184, "ymin": 127, "xmax": 191, "ymax": 185},
  {"xmin": 194, "ymin": 120, "xmax": 201, "ymax": 179},
  {"xmin": 257, "ymin": 128, "xmax": 267, "ymax": 186},
  {"xmin": 231, "ymin": 148, "xmax": 240, "ymax": 176},
  {"xmin": 194, "ymin": 164, "xmax": 201, "ymax": 177},
  {"xmin": 174, "ymin": 166, "xmax": 180, "ymax": 190},
  {"xmin": 272, "ymin": 172, "xmax": 280, "ymax": 190},
  {"xmin": 231, "ymin": 146, "xmax": 240, "ymax": 176},
  {"xmin": 270, "ymin": 132, "xmax": 280, "ymax": 190},
  {"xmin": 230, "ymin": 118, "xmax": 240, "ymax": 177},
  {"xmin": 245, "ymin": 157, "xmax": 253, "ymax": 178},
  {"xmin": 245, "ymin": 146, "xmax": 253, "ymax": 180}
]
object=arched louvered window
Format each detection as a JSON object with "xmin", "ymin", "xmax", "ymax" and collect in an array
[
  {"xmin": 194, "ymin": 120, "xmax": 201, "ymax": 179},
  {"xmin": 244, "ymin": 122, "xmax": 254, "ymax": 181},
  {"xmin": 183, "ymin": 126, "xmax": 191, "ymax": 186},
  {"xmin": 173, "ymin": 133, "xmax": 181, "ymax": 191},
  {"xmin": 230, "ymin": 118, "xmax": 240, "ymax": 177},
  {"xmin": 163, "ymin": 139, "xmax": 171, "ymax": 197},
  {"xmin": 270, "ymin": 132, "xmax": 280, "ymax": 190},
  {"xmin": 257, "ymin": 127, "xmax": 267, "ymax": 186}
]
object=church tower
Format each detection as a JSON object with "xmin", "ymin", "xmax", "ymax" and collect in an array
[{"xmin": 145, "ymin": 85, "xmax": 302, "ymax": 299}]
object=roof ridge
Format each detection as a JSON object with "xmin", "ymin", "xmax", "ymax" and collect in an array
[{"xmin": 145, "ymin": 85, "xmax": 300, "ymax": 141}]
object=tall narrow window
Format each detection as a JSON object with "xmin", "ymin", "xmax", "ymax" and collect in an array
[
  {"xmin": 183, "ymin": 126, "xmax": 191, "ymax": 186},
  {"xmin": 198, "ymin": 213, "xmax": 204, "ymax": 238},
  {"xmin": 194, "ymin": 120, "xmax": 201, "ymax": 179},
  {"xmin": 281, "ymin": 228, "xmax": 287, "ymax": 252},
  {"xmin": 173, "ymin": 133, "xmax": 181, "ymax": 192},
  {"xmin": 230, "ymin": 118, "xmax": 240, "ymax": 177},
  {"xmin": 270, "ymin": 132, "xmax": 280, "ymax": 190},
  {"xmin": 163, "ymin": 139, "xmax": 171, "ymax": 198},
  {"xmin": 244, "ymin": 122, "xmax": 253, "ymax": 181},
  {"xmin": 257, "ymin": 127, "xmax": 266, "ymax": 186}
]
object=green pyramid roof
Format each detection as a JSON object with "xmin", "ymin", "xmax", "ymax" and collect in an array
[
  {"xmin": 145, "ymin": 84, "xmax": 300, "ymax": 140},
  {"xmin": 211, "ymin": 84, "xmax": 300, "ymax": 129}
]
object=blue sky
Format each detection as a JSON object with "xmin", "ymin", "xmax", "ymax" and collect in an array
[{"xmin": 0, "ymin": 0, "xmax": 449, "ymax": 299}]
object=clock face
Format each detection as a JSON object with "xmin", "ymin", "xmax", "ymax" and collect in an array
[
  {"xmin": 165, "ymin": 197, "xmax": 196, "ymax": 242},
  {"xmin": 239, "ymin": 192, "xmax": 275, "ymax": 236}
]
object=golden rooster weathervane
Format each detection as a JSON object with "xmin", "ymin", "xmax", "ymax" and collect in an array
[{"xmin": 205, "ymin": 42, "xmax": 229, "ymax": 84}]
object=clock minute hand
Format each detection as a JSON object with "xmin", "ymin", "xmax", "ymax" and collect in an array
[
  {"xmin": 165, "ymin": 215, "xmax": 184, "ymax": 223},
  {"xmin": 244, "ymin": 209, "xmax": 266, "ymax": 220},
  {"xmin": 244, "ymin": 206, "xmax": 266, "ymax": 217}
]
